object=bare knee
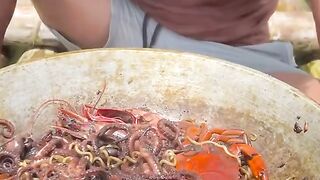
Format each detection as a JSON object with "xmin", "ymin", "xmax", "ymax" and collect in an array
[
  {"xmin": 32, "ymin": 0, "xmax": 111, "ymax": 49},
  {"xmin": 271, "ymin": 72, "xmax": 320, "ymax": 104}
]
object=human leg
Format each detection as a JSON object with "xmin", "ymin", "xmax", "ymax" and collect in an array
[
  {"xmin": 31, "ymin": 0, "xmax": 111, "ymax": 49},
  {"xmin": 0, "ymin": 0, "xmax": 16, "ymax": 68},
  {"xmin": 272, "ymin": 72, "xmax": 320, "ymax": 103}
]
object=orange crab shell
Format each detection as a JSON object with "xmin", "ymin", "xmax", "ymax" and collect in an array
[{"xmin": 176, "ymin": 147, "xmax": 240, "ymax": 180}]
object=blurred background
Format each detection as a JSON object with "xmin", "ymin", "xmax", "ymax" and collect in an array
[{"xmin": 2, "ymin": 0, "xmax": 320, "ymax": 78}]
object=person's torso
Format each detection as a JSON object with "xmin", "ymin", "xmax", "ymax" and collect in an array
[{"xmin": 132, "ymin": 0, "xmax": 278, "ymax": 46}]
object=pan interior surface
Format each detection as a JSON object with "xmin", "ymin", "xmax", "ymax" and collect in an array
[{"xmin": 0, "ymin": 49, "xmax": 319, "ymax": 179}]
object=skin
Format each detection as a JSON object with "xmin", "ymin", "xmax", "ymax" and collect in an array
[
  {"xmin": 31, "ymin": 0, "xmax": 111, "ymax": 49},
  {"xmin": 271, "ymin": 72, "xmax": 320, "ymax": 103},
  {"xmin": 309, "ymin": 0, "xmax": 320, "ymax": 46},
  {"xmin": 0, "ymin": 0, "xmax": 16, "ymax": 52},
  {"xmin": 0, "ymin": 0, "xmax": 319, "ymax": 103},
  {"xmin": 0, "ymin": 0, "xmax": 16, "ymax": 67}
]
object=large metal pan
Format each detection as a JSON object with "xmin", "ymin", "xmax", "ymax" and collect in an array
[{"xmin": 0, "ymin": 49, "xmax": 319, "ymax": 179}]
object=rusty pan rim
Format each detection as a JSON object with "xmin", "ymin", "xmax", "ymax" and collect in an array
[{"xmin": 1, "ymin": 48, "xmax": 319, "ymax": 110}]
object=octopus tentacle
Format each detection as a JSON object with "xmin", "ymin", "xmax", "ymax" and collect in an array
[
  {"xmin": 64, "ymin": 157, "xmax": 89, "ymax": 178},
  {"xmin": 84, "ymin": 166, "xmax": 110, "ymax": 179},
  {"xmin": 66, "ymin": 157, "xmax": 81, "ymax": 177},
  {"xmin": 0, "ymin": 119, "xmax": 15, "ymax": 139},
  {"xmin": 78, "ymin": 157, "xmax": 90, "ymax": 170},
  {"xmin": 157, "ymin": 119, "xmax": 179, "ymax": 141},
  {"xmin": 139, "ymin": 148, "xmax": 161, "ymax": 175},
  {"xmin": 3, "ymin": 137, "xmax": 26, "ymax": 159},
  {"xmin": 0, "ymin": 151, "xmax": 19, "ymax": 175},
  {"xmin": 120, "ymin": 160, "xmax": 138, "ymax": 174},
  {"xmin": 46, "ymin": 164, "xmax": 71, "ymax": 179},
  {"xmin": 128, "ymin": 129, "xmax": 145, "ymax": 155},
  {"xmin": 140, "ymin": 127, "xmax": 162, "ymax": 155},
  {"xmin": 141, "ymin": 171, "xmax": 200, "ymax": 180},
  {"xmin": 177, "ymin": 170, "xmax": 202, "ymax": 180},
  {"xmin": 37, "ymin": 164, "xmax": 59, "ymax": 179}
]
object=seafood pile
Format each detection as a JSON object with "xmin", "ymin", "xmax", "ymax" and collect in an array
[{"xmin": 0, "ymin": 100, "xmax": 267, "ymax": 179}]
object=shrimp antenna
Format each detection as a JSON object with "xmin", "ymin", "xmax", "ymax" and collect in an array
[
  {"xmin": 91, "ymin": 79, "xmax": 108, "ymax": 114},
  {"xmin": 27, "ymin": 99, "xmax": 77, "ymax": 136}
]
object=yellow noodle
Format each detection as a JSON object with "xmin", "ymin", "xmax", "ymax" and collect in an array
[
  {"xmin": 18, "ymin": 160, "xmax": 31, "ymax": 167},
  {"xmin": 86, "ymin": 145, "xmax": 94, "ymax": 152},
  {"xmin": 124, "ymin": 156, "xmax": 138, "ymax": 164},
  {"xmin": 107, "ymin": 156, "xmax": 123, "ymax": 168},
  {"xmin": 165, "ymin": 150, "xmax": 175, "ymax": 159},
  {"xmin": 160, "ymin": 150, "xmax": 177, "ymax": 167},
  {"xmin": 100, "ymin": 150, "xmax": 110, "ymax": 160},
  {"xmin": 74, "ymin": 144, "xmax": 94, "ymax": 163},
  {"xmin": 186, "ymin": 136, "xmax": 241, "ymax": 165},
  {"xmin": 285, "ymin": 177, "xmax": 296, "ymax": 180},
  {"xmin": 49, "ymin": 155, "xmax": 65, "ymax": 164},
  {"xmin": 106, "ymin": 144, "xmax": 120, "ymax": 149},
  {"xmin": 93, "ymin": 157, "xmax": 107, "ymax": 168},
  {"xmin": 68, "ymin": 142, "xmax": 77, "ymax": 150},
  {"xmin": 123, "ymin": 151, "xmax": 140, "ymax": 164},
  {"xmin": 131, "ymin": 151, "xmax": 141, "ymax": 158},
  {"xmin": 130, "ymin": 150, "xmax": 142, "ymax": 158},
  {"xmin": 160, "ymin": 159, "xmax": 176, "ymax": 167},
  {"xmin": 249, "ymin": 133, "xmax": 258, "ymax": 141},
  {"xmin": 62, "ymin": 157, "xmax": 72, "ymax": 164},
  {"xmin": 240, "ymin": 167, "xmax": 252, "ymax": 180},
  {"xmin": 242, "ymin": 134, "xmax": 249, "ymax": 145},
  {"xmin": 99, "ymin": 146, "xmax": 110, "ymax": 160}
]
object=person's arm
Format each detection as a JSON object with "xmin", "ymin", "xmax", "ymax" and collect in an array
[
  {"xmin": 309, "ymin": 0, "xmax": 320, "ymax": 46},
  {"xmin": 0, "ymin": 0, "xmax": 17, "ymax": 51},
  {"xmin": 271, "ymin": 72, "xmax": 320, "ymax": 104},
  {"xmin": 0, "ymin": 0, "xmax": 16, "ymax": 67}
]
